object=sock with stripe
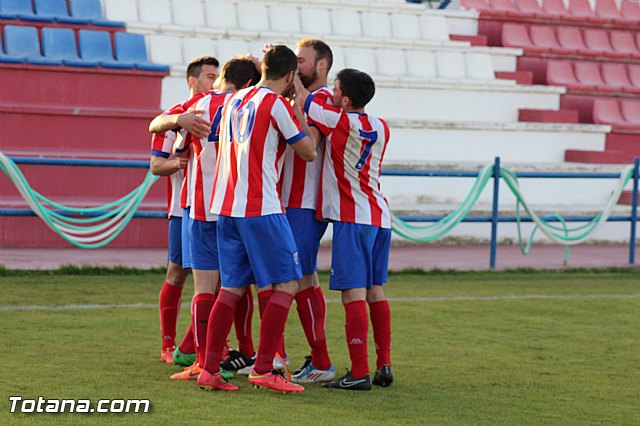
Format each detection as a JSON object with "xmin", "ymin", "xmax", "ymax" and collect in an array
[
  {"xmin": 296, "ymin": 286, "xmax": 331, "ymax": 370},
  {"xmin": 191, "ymin": 292, "xmax": 216, "ymax": 367},
  {"xmin": 203, "ymin": 289, "xmax": 241, "ymax": 375},
  {"xmin": 234, "ymin": 286, "xmax": 255, "ymax": 356},
  {"xmin": 254, "ymin": 290, "xmax": 294, "ymax": 374}
]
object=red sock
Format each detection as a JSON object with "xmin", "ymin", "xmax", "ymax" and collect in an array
[
  {"xmin": 192, "ymin": 293, "xmax": 216, "ymax": 368},
  {"xmin": 316, "ymin": 286, "xmax": 326, "ymax": 328},
  {"xmin": 369, "ymin": 300, "xmax": 391, "ymax": 369},
  {"xmin": 178, "ymin": 322, "xmax": 195, "ymax": 354},
  {"xmin": 258, "ymin": 289, "xmax": 286, "ymax": 357},
  {"xmin": 296, "ymin": 286, "xmax": 331, "ymax": 370},
  {"xmin": 159, "ymin": 281, "xmax": 182, "ymax": 350},
  {"xmin": 254, "ymin": 291, "xmax": 294, "ymax": 374},
  {"xmin": 234, "ymin": 286, "xmax": 255, "ymax": 356},
  {"xmin": 203, "ymin": 290, "xmax": 241, "ymax": 375},
  {"xmin": 345, "ymin": 300, "xmax": 369, "ymax": 378}
]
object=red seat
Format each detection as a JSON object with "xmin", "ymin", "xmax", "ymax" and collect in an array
[
  {"xmin": 574, "ymin": 61, "xmax": 616, "ymax": 92},
  {"xmin": 584, "ymin": 29, "xmax": 626, "ymax": 58},
  {"xmin": 601, "ymin": 63, "xmax": 639, "ymax": 93},
  {"xmin": 622, "ymin": 100, "xmax": 640, "ymax": 126},
  {"xmin": 620, "ymin": 1, "xmax": 640, "ymax": 23},
  {"xmin": 596, "ymin": 0, "xmax": 636, "ymax": 25},
  {"xmin": 627, "ymin": 64, "xmax": 640, "ymax": 88},
  {"xmin": 542, "ymin": 0, "xmax": 576, "ymax": 21},
  {"xmin": 568, "ymin": 0, "xmax": 600, "ymax": 22},
  {"xmin": 488, "ymin": 0, "xmax": 519, "ymax": 15},
  {"xmin": 529, "ymin": 25, "xmax": 572, "ymax": 54},
  {"xmin": 593, "ymin": 99, "xmax": 632, "ymax": 129},
  {"xmin": 546, "ymin": 60, "xmax": 593, "ymax": 90},
  {"xmin": 514, "ymin": 0, "xmax": 544, "ymax": 18},
  {"xmin": 610, "ymin": 31, "xmax": 640, "ymax": 57},
  {"xmin": 557, "ymin": 27, "xmax": 598, "ymax": 57},
  {"xmin": 502, "ymin": 23, "xmax": 547, "ymax": 53},
  {"xmin": 461, "ymin": 0, "xmax": 490, "ymax": 12}
]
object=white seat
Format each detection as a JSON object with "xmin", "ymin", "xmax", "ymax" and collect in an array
[
  {"xmin": 344, "ymin": 47, "xmax": 377, "ymax": 75},
  {"xmin": 329, "ymin": 45, "xmax": 346, "ymax": 77},
  {"xmin": 464, "ymin": 52, "xmax": 495, "ymax": 81},
  {"xmin": 390, "ymin": 13, "xmax": 421, "ymax": 40},
  {"xmin": 182, "ymin": 38, "xmax": 217, "ymax": 64},
  {"xmin": 103, "ymin": 0, "xmax": 137, "ymax": 22},
  {"xmin": 269, "ymin": 5, "xmax": 301, "ymax": 34},
  {"xmin": 362, "ymin": 12, "xmax": 392, "ymax": 39},
  {"xmin": 216, "ymin": 39, "xmax": 249, "ymax": 65},
  {"xmin": 435, "ymin": 51, "xmax": 465, "ymax": 79},
  {"xmin": 376, "ymin": 48, "xmax": 406, "ymax": 76},
  {"xmin": 171, "ymin": 0, "xmax": 204, "ymax": 27},
  {"xmin": 139, "ymin": 0, "xmax": 172, "ymax": 24},
  {"xmin": 237, "ymin": 3, "xmax": 269, "ymax": 32},
  {"xmin": 331, "ymin": 9, "xmax": 362, "ymax": 37},
  {"xmin": 420, "ymin": 15, "xmax": 449, "ymax": 42},
  {"xmin": 204, "ymin": 0, "xmax": 237, "ymax": 30},
  {"xmin": 300, "ymin": 8, "xmax": 332, "ymax": 36},
  {"xmin": 406, "ymin": 51, "xmax": 437, "ymax": 78},
  {"xmin": 148, "ymin": 35, "xmax": 183, "ymax": 65}
]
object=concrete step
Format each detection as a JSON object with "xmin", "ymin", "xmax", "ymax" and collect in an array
[{"xmin": 450, "ymin": 33, "xmax": 488, "ymax": 46}]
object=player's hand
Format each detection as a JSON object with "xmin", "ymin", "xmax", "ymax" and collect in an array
[
  {"xmin": 177, "ymin": 110, "xmax": 210, "ymax": 140},
  {"xmin": 174, "ymin": 157, "xmax": 188, "ymax": 170}
]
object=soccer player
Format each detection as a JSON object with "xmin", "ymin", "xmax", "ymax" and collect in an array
[
  {"xmin": 197, "ymin": 45, "xmax": 317, "ymax": 393},
  {"xmin": 150, "ymin": 57, "xmax": 260, "ymax": 381},
  {"xmin": 280, "ymin": 38, "xmax": 335, "ymax": 382},
  {"xmin": 297, "ymin": 68, "xmax": 394, "ymax": 390},
  {"xmin": 149, "ymin": 56, "xmax": 220, "ymax": 365}
]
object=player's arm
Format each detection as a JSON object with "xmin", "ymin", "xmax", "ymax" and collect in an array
[
  {"xmin": 149, "ymin": 155, "xmax": 188, "ymax": 176},
  {"xmin": 149, "ymin": 110, "xmax": 210, "ymax": 139},
  {"xmin": 290, "ymin": 99, "xmax": 317, "ymax": 162}
]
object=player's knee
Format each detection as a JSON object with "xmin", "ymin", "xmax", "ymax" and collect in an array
[{"xmin": 366, "ymin": 285, "xmax": 386, "ymax": 304}]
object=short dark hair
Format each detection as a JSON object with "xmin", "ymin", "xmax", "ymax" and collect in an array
[
  {"xmin": 220, "ymin": 57, "xmax": 261, "ymax": 89},
  {"xmin": 336, "ymin": 68, "xmax": 375, "ymax": 109},
  {"xmin": 262, "ymin": 45, "xmax": 297, "ymax": 80},
  {"xmin": 296, "ymin": 38, "xmax": 333, "ymax": 71},
  {"xmin": 186, "ymin": 56, "xmax": 220, "ymax": 80}
]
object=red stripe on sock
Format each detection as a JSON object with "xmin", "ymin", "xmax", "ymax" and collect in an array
[
  {"xmin": 234, "ymin": 286, "xmax": 255, "ymax": 356},
  {"xmin": 345, "ymin": 300, "xmax": 369, "ymax": 378},
  {"xmin": 192, "ymin": 292, "xmax": 216, "ymax": 367},
  {"xmin": 296, "ymin": 286, "xmax": 330, "ymax": 370}
]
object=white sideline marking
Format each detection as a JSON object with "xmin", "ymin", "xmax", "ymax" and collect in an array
[{"xmin": 1, "ymin": 294, "xmax": 639, "ymax": 312}]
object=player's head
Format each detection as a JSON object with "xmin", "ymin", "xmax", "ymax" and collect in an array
[
  {"xmin": 219, "ymin": 57, "xmax": 261, "ymax": 91},
  {"xmin": 333, "ymin": 68, "xmax": 375, "ymax": 111},
  {"xmin": 262, "ymin": 44, "xmax": 298, "ymax": 95},
  {"xmin": 186, "ymin": 56, "xmax": 220, "ymax": 94},
  {"xmin": 295, "ymin": 38, "xmax": 333, "ymax": 89}
]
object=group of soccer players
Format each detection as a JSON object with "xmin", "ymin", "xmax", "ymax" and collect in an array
[{"xmin": 149, "ymin": 38, "xmax": 393, "ymax": 393}]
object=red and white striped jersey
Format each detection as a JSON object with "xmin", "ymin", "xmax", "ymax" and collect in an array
[
  {"xmin": 280, "ymin": 86, "xmax": 332, "ymax": 210},
  {"xmin": 210, "ymin": 86, "xmax": 306, "ymax": 217},
  {"xmin": 151, "ymin": 131, "xmax": 183, "ymax": 218},
  {"xmin": 162, "ymin": 91, "xmax": 231, "ymax": 221},
  {"xmin": 306, "ymin": 98, "xmax": 391, "ymax": 228}
]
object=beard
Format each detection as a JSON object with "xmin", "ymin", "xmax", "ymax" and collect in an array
[
  {"xmin": 282, "ymin": 78, "xmax": 295, "ymax": 99},
  {"xmin": 299, "ymin": 68, "xmax": 318, "ymax": 88}
]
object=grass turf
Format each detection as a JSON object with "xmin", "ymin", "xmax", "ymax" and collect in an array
[{"xmin": 0, "ymin": 270, "xmax": 639, "ymax": 425}]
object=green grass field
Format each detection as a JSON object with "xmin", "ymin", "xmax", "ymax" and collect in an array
[{"xmin": 0, "ymin": 268, "xmax": 639, "ymax": 425}]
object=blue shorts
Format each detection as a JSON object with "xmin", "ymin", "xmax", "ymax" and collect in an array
[
  {"xmin": 329, "ymin": 222, "xmax": 391, "ymax": 291},
  {"xmin": 217, "ymin": 214, "xmax": 302, "ymax": 288},
  {"xmin": 189, "ymin": 219, "xmax": 219, "ymax": 270},
  {"xmin": 181, "ymin": 208, "xmax": 193, "ymax": 269},
  {"xmin": 286, "ymin": 208, "xmax": 328, "ymax": 275},
  {"xmin": 168, "ymin": 216, "xmax": 183, "ymax": 265}
]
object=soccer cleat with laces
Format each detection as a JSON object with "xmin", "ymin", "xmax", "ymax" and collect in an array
[
  {"xmin": 248, "ymin": 370, "xmax": 305, "ymax": 393},
  {"xmin": 272, "ymin": 353, "xmax": 291, "ymax": 379},
  {"xmin": 161, "ymin": 346, "xmax": 175, "ymax": 364},
  {"xmin": 322, "ymin": 370, "xmax": 372, "ymax": 391},
  {"xmin": 220, "ymin": 350, "xmax": 256, "ymax": 373},
  {"xmin": 372, "ymin": 365, "xmax": 394, "ymax": 387},
  {"xmin": 292, "ymin": 361, "xmax": 335, "ymax": 383},
  {"xmin": 293, "ymin": 355, "xmax": 312, "ymax": 376},
  {"xmin": 197, "ymin": 369, "xmax": 239, "ymax": 392},
  {"xmin": 169, "ymin": 363, "xmax": 202, "ymax": 381},
  {"xmin": 172, "ymin": 347, "xmax": 196, "ymax": 367}
]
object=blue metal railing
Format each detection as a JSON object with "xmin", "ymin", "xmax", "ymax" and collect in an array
[{"xmin": 3, "ymin": 156, "xmax": 639, "ymax": 269}]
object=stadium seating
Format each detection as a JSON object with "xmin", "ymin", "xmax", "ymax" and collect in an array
[
  {"xmin": 33, "ymin": 0, "xmax": 88, "ymax": 24},
  {"xmin": 148, "ymin": 34, "xmax": 183, "ymax": 65},
  {"xmin": 114, "ymin": 32, "xmax": 170, "ymax": 71},
  {"xmin": 103, "ymin": 0, "xmax": 138, "ymax": 22},
  {"xmin": 0, "ymin": 0, "xmax": 50, "ymax": 22},
  {"xmin": 68, "ymin": 0, "xmax": 124, "ymax": 27},
  {"xmin": 41, "ymin": 27, "xmax": 98, "ymax": 67},
  {"xmin": 181, "ymin": 37, "xmax": 216, "ymax": 65},
  {"xmin": 299, "ymin": 7, "xmax": 332, "ymax": 36},
  {"xmin": 2, "ymin": 25, "xmax": 62, "ymax": 65},
  {"xmin": 529, "ymin": 25, "xmax": 571, "ymax": 55},
  {"xmin": 78, "ymin": 29, "xmax": 133, "ymax": 69},
  {"xmin": 593, "ymin": 99, "xmax": 640, "ymax": 131},
  {"xmin": 390, "ymin": 13, "xmax": 421, "ymax": 41},
  {"xmin": 171, "ymin": 0, "xmax": 204, "ymax": 28}
]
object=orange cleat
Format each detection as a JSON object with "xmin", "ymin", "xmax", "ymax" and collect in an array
[
  {"xmin": 198, "ymin": 369, "xmax": 239, "ymax": 392},
  {"xmin": 161, "ymin": 347, "xmax": 175, "ymax": 364},
  {"xmin": 170, "ymin": 363, "xmax": 201, "ymax": 381},
  {"xmin": 248, "ymin": 370, "xmax": 304, "ymax": 393}
]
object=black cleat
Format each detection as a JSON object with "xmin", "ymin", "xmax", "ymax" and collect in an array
[
  {"xmin": 220, "ymin": 350, "xmax": 255, "ymax": 372},
  {"xmin": 372, "ymin": 365, "xmax": 394, "ymax": 387},
  {"xmin": 322, "ymin": 370, "xmax": 371, "ymax": 391},
  {"xmin": 293, "ymin": 355, "xmax": 312, "ymax": 376}
]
